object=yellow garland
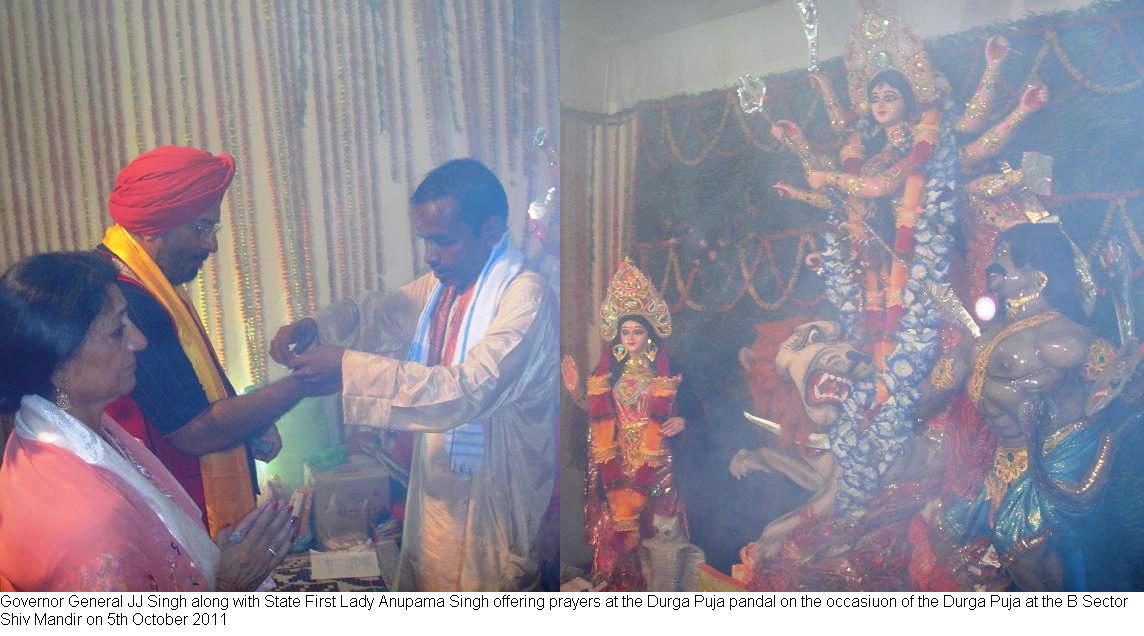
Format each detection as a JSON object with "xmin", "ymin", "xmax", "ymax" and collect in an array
[
  {"xmin": 1045, "ymin": 30, "xmax": 1143, "ymax": 95},
  {"xmin": 637, "ymin": 231, "xmax": 821, "ymax": 313},
  {"xmin": 257, "ymin": 0, "xmax": 301, "ymax": 324},
  {"xmin": 657, "ymin": 91, "xmax": 825, "ymax": 165},
  {"xmin": 334, "ymin": 3, "xmax": 360, "ymax": 295},
  {"xmin": 663, "ymin": 96, "xmax": 732, "ymax": 168},
  {"xmin": 1088, "ymin": 199, "xmax": 1144, "ymax": 266},
  {"xmin": 216, "ymin": 1, "xmax": 263, "ymax": 383}
]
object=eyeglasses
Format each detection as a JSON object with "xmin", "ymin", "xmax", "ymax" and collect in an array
[
  {"xmin": 869, "ymin": 92, "xmax": 900, "ymax": 105},
  {"xmin": 189, "ymin": 220, "xmax": 222, "ymax": 238}
]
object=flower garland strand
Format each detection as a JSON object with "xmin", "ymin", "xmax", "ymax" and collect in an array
[
  {"xmin": 227, "ymin": 3, "xmax": 269, "ymax": 385},
  {"xmin": 153, "ymin": 1, "xmax": 177, "ymax": 143},
  {"xmin": 1046, "ymin": 29, "xmax": 1142, "ymax": 95},
  {"xmin": 482, "ymin": 0, "xmax": 501, "ymax": 172},
  {"xmin": 172, "ymin": 1, "xmax": 193, "ymax": 146},
  {"xmin": 251, "ymin": 0, "xmax": 298, "ymax": 325},
  {"xmin": 373, "ymin": 1, "xmax": 401, "ymax": 184},
  {"xmin": 413, "ymin": 1, "xmax": 441, "ymax": 168},
  {"xmin": 345, "ymin": 1, "xmax": 375, "ymax": 292},
  {"xmin": 274, "ymin": 0, "xmax": 316, "ymax": 317},
  {"xmin": 634, "ymin": 229, "xmax": 825, "ymax": 313},
  {"xmin": 393, "ymin": 0, "xmax": 417, "ymax": 189},
  {"xmin": 215, "ymin": 1, "xmax": 262, "ymax": 383},
  {"xmin": 332, "ymin": 0, "xmax": 361, "ymax": 295},
  {"xmin": 188, "ymin": 0, "xmax": 228, "ymax": 366},
  {"xmin": 353, "ymin": 0, "xmax": 383, "ymax": 293},
  {"xmin": 640, "ymin": 20, "xmax": 1142, "ymax": 173}
]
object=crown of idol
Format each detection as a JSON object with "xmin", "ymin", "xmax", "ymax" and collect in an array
[
  {"xmin": 845, "ymin": 8, "xmax": 940, "ymax": 115},
  {"xmin": 599, "ymin": 257, "xmax": 672, "ymax": 341}
]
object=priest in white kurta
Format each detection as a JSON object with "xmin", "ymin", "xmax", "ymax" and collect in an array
[{"xmin": 274, "ymin": 159, "xmax": 557, "ymax": 591}]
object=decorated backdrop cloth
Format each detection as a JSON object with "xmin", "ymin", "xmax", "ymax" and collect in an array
[
  {"xmin": 314, "ymin": 263, "xmax": 557, "ymax": 591},
  {"xmin": 0, "ymin": 396, "xmax": 217, "ymax": 591}
]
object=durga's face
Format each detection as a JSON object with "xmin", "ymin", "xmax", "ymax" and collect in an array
[{"xmin": 869, "ymin": 82, "xmax": 906, "ymax": 127}]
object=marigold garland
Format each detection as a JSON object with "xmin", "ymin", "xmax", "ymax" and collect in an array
[
  {"xmin": 634, "ymin": 229, "xmax": 827, "ymax": 313},
  {"xmin": 1045, "ymin": 29, "xmax": 1142, "ymax": 95},
  {"xmin": 251, "ymin": 0, "xmax": 298, "ymax": 325},
  {"xmin": 172, "ymin": 1, "xmax": 193, "ymax": 145},
  {"xmin": 641, "ymin": 20, "xmax": 1143, "ymax": 173}
]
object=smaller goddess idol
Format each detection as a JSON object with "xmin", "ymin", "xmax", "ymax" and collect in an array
[{"xmin": 562, "ymin": 258, "xmax": 687, "ymax": 590}]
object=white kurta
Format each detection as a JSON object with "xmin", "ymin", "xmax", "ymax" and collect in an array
[{"xmin": 314, "ymin": 271, "xmax": 557, "ymax": 591}]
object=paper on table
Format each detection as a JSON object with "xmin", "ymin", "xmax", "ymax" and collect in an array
[{"xmin": 309, "ymin": 548, "xmax": 382, "ymax": 580}]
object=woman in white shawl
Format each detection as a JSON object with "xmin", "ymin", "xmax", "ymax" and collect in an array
[{"xmin": 0, "ymin": 252, "xmax": 292, "ymax": 591}]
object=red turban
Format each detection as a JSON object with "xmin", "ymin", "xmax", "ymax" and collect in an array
[{"xmin": 108, "ymin": 146, "xmax": 235, "ymax": 236}]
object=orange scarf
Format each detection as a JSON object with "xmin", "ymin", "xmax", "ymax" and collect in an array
[{"xmin": 102, "ymin": 224, "xmax": 254, "ymax": 535}]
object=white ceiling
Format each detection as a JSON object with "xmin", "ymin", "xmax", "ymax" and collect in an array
[{"xmin": 561, "ymin": 0, "xmax": 783, "ymax": 46}]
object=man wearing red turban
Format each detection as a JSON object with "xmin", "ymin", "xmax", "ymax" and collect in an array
[
  {"xmin": 108, "ymin": 145, "xmax": 237, "ymax": 238},
  {"xmin": 98, "ymin": 146, "xmax": 319, "ymax": 535}
]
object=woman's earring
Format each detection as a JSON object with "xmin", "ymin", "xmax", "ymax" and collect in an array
[
  {"xmin": 612, "ymin": 344, "xmax": 627, "ymax": 362},
  {"xmin": 646, "ymin": 340, "xmax": 658, "ymax": 363},
  {"xmin": 53, "ymin": 383, "xmax": 70, "ymax": 411}
]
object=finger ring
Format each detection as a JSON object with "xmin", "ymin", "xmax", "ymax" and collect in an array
[
  {"xmin": 266, "ymin": 546, "xmax": 277, "ymax": 556},
  {"xmin": 228, "ymin": 531, "xmax": 244, "ymax": 543}
]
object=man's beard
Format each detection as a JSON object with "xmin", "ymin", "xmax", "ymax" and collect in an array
[{"xmin": 167, "ymin": 257, "xmax": 207, "ymax": 284}]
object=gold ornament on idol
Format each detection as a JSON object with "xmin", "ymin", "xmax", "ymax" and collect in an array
[
  {"xmin": 613, "ymin": 344, "xmax": 628, "ymax": 362},
  {"xmin": 845, "ymin": 8, "xmax": 940, "ymax": 114},
  {"xmin": 599, "ymin": 257, "xmax": 672, "ymax": 342},
  {"xmin": 1005, "ymin": 271, "xmax": 1048, "ymax": 318}
]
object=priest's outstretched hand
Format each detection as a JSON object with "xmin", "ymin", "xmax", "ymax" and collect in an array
[
  {"xmin": 270, "ymin": 317, "xmax": 319, "ymax": 365},
  {"xmin": 288, "ymin": 345, "xmax": 345, "ymax": 396}
]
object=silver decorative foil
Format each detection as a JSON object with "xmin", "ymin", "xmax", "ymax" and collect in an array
[
  {"xmin": 736, "ymin": 74, "xmax": 768, "ymax": 115},
  {"xmin": 796, "ymin": 0, "xmax": 820, "ymax": 72},
  {"xmin": 925, "ymin": 281, "xmax": 981, "ymax": 339},
  {"xmin": 1022, "ymin": 151, "xmax": 1053, "ymax": 196}
]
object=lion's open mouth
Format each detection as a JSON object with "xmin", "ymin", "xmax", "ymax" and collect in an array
[{"xmin": 805, "ymin": 368, "xmax": 852, "ymax": 406}]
